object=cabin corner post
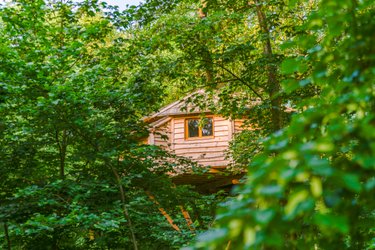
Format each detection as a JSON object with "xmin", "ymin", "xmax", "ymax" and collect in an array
[
  {"xmin": 170, "ymin": 118, "xmax": 175, "ymax": 151},
  {"xmin": 148, "ymin": 128, "xmax": 155, "ymax": 145},
  {"xmin": 228, "ymin": 119, "xmax": 234, "ymax": 140}
]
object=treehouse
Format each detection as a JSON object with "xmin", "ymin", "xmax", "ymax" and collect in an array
[{"xmin": 144, "ymin": 91, "xmax": 252, "ymax": 193}]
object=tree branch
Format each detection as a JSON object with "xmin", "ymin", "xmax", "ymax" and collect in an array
[{"xmin": 198, "ymin": 59, "xmax": 265, "ymax": 101}]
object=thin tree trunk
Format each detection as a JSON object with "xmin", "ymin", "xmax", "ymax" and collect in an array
[
  {"xmin": 55, "ymin": 129, "xmax": 67, "ymax": 179},
  {"xmin": 254, "ymin": 0, "xmax": 283, "ymax": 131},
  {"xmin": 201, "ymin": 48, "xmax": 214, "ymax": 83},
  {"xmin": 111, "ymin": 167, "xmax": 138, "ymax": 250},
  {"xmin": 4, "ymin": 222, "xmax": 11, "ymax": 250},
  {"xmin": 198, "ymin": 0, "xmax": 214, "ymax": 85}
]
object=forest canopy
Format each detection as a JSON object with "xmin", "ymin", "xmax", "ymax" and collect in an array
[{"xmin": 0, "ymin": 0, "xmax": 374, "ymax": 249}]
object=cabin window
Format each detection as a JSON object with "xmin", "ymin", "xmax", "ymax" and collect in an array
[{"xmin": 185, "ymin": 118, "xmax": 213, "ymax": 139}]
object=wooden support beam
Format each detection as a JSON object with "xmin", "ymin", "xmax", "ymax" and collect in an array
[
  {"xmin": 232, "ymin": 179, "xmax": 240, "ymax": 185},
  {"xmin": 146, "ymin": 191, "xmax": 181, "ymax": 232},
  {"xmin": 226, "ymin": 240, "xmax": 232, "ymax": 250},
  {"xmin": 89, "ymin": 230, "xmax": 95, "ymax": 241},
  {"xmin": 180, "ymin": 206, "xmax": 195, "ymax": 232},
  {"xmin": 196, "ymin": 178, "xmax": 240, "ymax": 192}
]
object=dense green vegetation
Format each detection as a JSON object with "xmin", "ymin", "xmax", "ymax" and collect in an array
[{"xmin": 1, "ymin": 0, "xmax": 374, "ymax": 249}]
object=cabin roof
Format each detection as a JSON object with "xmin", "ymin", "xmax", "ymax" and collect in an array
[
  {"xmin": 144, "ymin": 90, "xmax": 269, "ymax": 126},
  {"xmin": 144, "ymin": 90, "xmax": 209, "ymax": 124}
]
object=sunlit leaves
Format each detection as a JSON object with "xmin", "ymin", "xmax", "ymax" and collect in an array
[
  {"xmin": 192, "ymin": 0, "xmax": 375, "ymax": 249},
  {"xmin": 0, "ymin": 0, "xmax": 208, "ymax": 249},
  {"xmin": 281, "ymin": 57, "xmax": 308, "ymax": 75}
]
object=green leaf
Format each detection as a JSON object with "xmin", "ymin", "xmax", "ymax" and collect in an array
[
  {"xmin": 310, "ymin": 177, "xmax": 323, "ymax": 197},
  {"xmin": 281, "ymin": 58, "xmax": 308, "ymax": 75},
  {"xmin": 342, "ymin": 173, "xmax": 362, "ymax": 192},
  {"xmin": 282, "ymin": 78, "xmax": 297, "ymax": 94},
  {"xmin": 254, "ymin": 209, "xmax": 275, "ymax": 225},
  {"xmin": 285, "ymin": 190, "xmax": 309, "ymax": 216},
  {"xmin": 258, "ymin": 185, "xmax": 283, "ymax": 196},
  {"xmin": 196, "ymin": 228, "xmax": 228, "ymax": 245},
  {"xmin": 314, "ymin": 213, "xmax": 349, "ymax": 234}
]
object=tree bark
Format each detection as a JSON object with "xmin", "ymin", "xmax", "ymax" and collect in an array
[
  {"xmin": 111, "ymin": 166, "xmax": 138, "ymax": 250},
  {"xmin": 254, "ymin": 0, "xmax": 283, "ymax": 131},
  {"xmin": 4, "ymin": 222, "xmax": 11, "ymax": 250},
  {"xmin": 55, "ymin": 129, "xmax": 67, "ymax": 179},
  {"xmin": 198, "ymin": 0, "xmax": 207, "ymax": 18},
  {"xmin": 198, "ymin": 0, "xmax": 214, "ymax": 85}
]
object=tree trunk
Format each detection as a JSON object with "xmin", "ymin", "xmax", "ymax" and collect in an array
[
  {"xmin": 254, "ymin": 0, "xmax": 283, "ymax": 131},
  {"xmin": 198, "ymin": 0, "xmax": 207, "ymax": 18},
  {"xmin": 55, "ymin": 129, "xmax": 67, "ymax": 179},
  {"xmin": 111, "ymin": 166, "xmax": 138, "ymax": 250},
  {"xmin": 198, "ymin": 0, "xmax": 214, "ymax": 85},
  {"xmin": 4, "ymin": 222, "xmax": 11, "ymax": 250}
]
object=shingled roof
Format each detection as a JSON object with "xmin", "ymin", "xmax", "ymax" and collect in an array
[{"xmin": 144, "ymin": 90, "xmax": 210, "ymax": 124}]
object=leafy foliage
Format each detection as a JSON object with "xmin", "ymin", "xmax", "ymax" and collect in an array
[
  {"xmin": 189, "ymin": 0, "xmax": 375, "ymax": 249},
  {"xmin": 1, "ymin": 0, "xmax": 374, "ymax": 249},
  {"xmin": 0, "ymin": 1, "xmax": 216, "ymax": 249}
]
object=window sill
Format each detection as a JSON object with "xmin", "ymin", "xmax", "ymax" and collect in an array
[{"xmin": 184, "ymin": 136, "xmax": 215, "ymax": 141}]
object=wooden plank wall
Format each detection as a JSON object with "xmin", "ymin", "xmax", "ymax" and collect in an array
[
  {"xmin": 152, "ymin": 121, "xmax": 171, "ymax": 150},
  {"xmin": 234, "ymin": 119, "xmax": 253, "ymax": 133},
  {"xmin": 150, "ymin": 116, "xmax": 251, "ymax": 168},
  {"xmin": 234, "ymin": 119, "xmax": 245, "ymax": 133},
  {"xmin": 171, "ymin": 116, "xmax": 230, "ymax": 167}
]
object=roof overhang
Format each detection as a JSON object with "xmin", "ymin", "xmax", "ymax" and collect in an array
[{"xmin": 143, "ymin": 90, "xmax": 207, "ymax": 123}]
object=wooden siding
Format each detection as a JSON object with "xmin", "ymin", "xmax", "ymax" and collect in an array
[
  {"xmin": 234, "ymin": 119, "xmax": 254, "ymax": 133},
  {"xmin": 234, "ymin": 119, "xmax": 245, "ymax": 133},
  {"xmin": 171, "ymin": 116, "xmax": 230, "ymax": 167},
  {"xmin": 150, "ymin": 120, "xmax": 171, "ymax": 150},
  {"xmin": 149, "ymin": 116, "xmax": 253, "ymax": 168}
]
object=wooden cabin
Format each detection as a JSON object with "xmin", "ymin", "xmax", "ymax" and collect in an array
[{"xmin": 144, "ymin": 91, "xmax": 250, "ymax": 193}]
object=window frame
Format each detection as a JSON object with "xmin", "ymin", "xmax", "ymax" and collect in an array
[{"xmin": 184, "ymin": 116, "xmax": 215, "ymax": 140}]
